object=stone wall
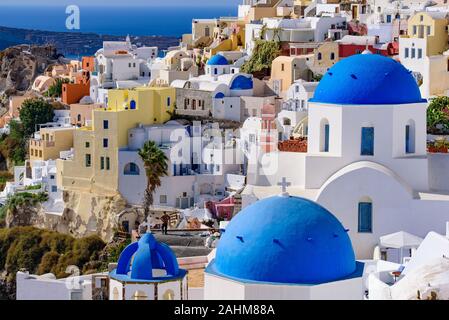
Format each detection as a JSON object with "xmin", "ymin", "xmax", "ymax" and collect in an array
[{"xmin": 175, "ymin": 88, "xmax": 212, "ymax": 117}]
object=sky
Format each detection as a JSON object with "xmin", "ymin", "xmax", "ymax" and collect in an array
[{"xmin": 0, "ymin": 0, "xmax": 240, "ymax": 6}]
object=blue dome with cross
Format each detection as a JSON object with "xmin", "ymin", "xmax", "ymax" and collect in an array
[
  {"xmin": 109, "ymin": 233, "xmax": 186, "ymax": 282},
  {"xmin": 310, "ymin": 54, "xmax": 425, "ymax": 105},
  {"xmin": 209, "ymin": 195, "xmax": 357, "ymax": 284}
]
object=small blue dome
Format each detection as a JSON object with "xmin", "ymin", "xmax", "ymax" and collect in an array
[
  {"xmin": 230, "ymin": 75, "xmax": 253, "ymax": 90},
  {"xmin": 207, "ymin": 54, "xmax": 228, "ymax": 66},
  {"xmin": 212, "ymin": 196, "xmax": 356, "ymax": 284},
  {"xmin": 310, "ymin": 54, "xmax": 425, "ymax": 105},
  {"xmin": 110, "ymin": 233, "xmax": 184, "ymax": 282}
]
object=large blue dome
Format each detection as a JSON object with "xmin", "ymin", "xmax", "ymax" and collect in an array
[
  {"xmin": 207, "ymin": 54, "xmax": 228, "ymax": 66},
  {"xmin": 212, "ymin": 196, "xmax": 356, "ymax": 284},
  {"xmin": 310, "ymin": 54, "xmax": 425, "ymax": 105}
]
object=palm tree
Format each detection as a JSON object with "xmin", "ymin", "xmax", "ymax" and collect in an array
[{"xmin": 138, "ymin": 141, "xmax": 168, "ymax": 217}]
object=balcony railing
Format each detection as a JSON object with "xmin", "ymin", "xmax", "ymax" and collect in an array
[{"xmin": 30, "ymin": 139, "xmax": 55, "ymax": 148}]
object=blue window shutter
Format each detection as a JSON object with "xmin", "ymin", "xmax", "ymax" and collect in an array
[
  {"xmin": 361, "ymin": 127, "xmax": 374, "ymax": 155},
  {"xmin": 324, "ymin": 124, "xmax": 330, "ymax": 152},
  {"xmin": 405, "ymin": 125, "xmax": 413, "ymax": 153},
  {"xmin": 358, "ymin": 202, "xmax": 372, "ymax": 233}
]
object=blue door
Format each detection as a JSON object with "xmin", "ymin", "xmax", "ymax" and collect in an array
[
  {"xmin": 358, "ymin": 202, "xmax": 372, "ymax": 233},
  {"xmin": 361, "ymin": 127, "xmax": 374, "ymax": 155}
]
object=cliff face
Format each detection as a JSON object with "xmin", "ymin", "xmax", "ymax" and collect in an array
[
  {"xmin": 5, "ymin": 190, "xmax": 135, "ymax": 242},
  {"xmin": 0, "ymin": 45, "xmax": 61, "ymax": 97}
]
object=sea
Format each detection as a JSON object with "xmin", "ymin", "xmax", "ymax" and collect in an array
[{"xmin": 0, "ymin": 4, "xmax": 238, "ymax": 37}]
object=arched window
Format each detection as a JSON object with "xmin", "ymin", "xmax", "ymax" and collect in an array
[
  {"xmin": 130, "ymin": 100, "xmax": 136, "ymax": 109},
  {"xmin": 358, "ymin": 197, "xmax": 372, "ymax": 233},
  {"xmin": 77, "ymin": 114, "xmax": 81, "ymax": 122},
  {"xmin": 317, "ymin": 52, "xmax": 322, "ymax": 60},
  {"xmin": 405, "ymin": 120, "xmax": 415, "ymax": 154},
  {"xmin": 163, "ymin": 289, "xmax": 175, "ymax": 300},
  {"xmin": 132, "ymin": 290, "xmax": 148, "ymax": 300},
  {"xmin": 283, "ymin": 118, "xmax": 291, "ymax": 126},
  {"xmin": 330, "ymin": 52, "xmax": 335, "ymax": 60},
  {"xmin": 361, "ymin": 127, "xmax": 374, "ymax": 156},
  {"xmin": 320, "ymin": 118, "xmax": 329, "ymax": 152},
  {"xmin": 124, "ymin": 162, "xmax": 140, "ymax": 175},
  {"xmin": 112, "ymin": 287, "xmax": 119, "ymax": 300}
]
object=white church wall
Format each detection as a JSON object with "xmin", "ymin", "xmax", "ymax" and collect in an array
[
  {"xmin": 109, "ymin": 279, "xmax": 124, "ymax": 300},
  {"xmin": 124, "ymin": 283, "xmax": 155, "ymax": 300},
  {"xmin": 308, "ymin": 103, "xmax": 343, "ymax": 155},
  {"xmin": 309, "ymin": 277, "xmax": 363, "ymax": 300},
  {"xmin": 304, "ymin": 103, "xmax": 429, "ymax": 190},
  {"xmin": 250, "ymin": 152, "xmax": 306, "ymax": 187},
  {"xmin": 204, "ymin": 272, "xmax": 363, "ymax": 300},
  {"xmin": 157, "ymin": 280, "xmax": 184, "ymax": 300},
  {"xmin": 391, "ymin": 104, "xmax": 427, "ymax": 158},
  {"xmin": 315, "ymin": 162, "xmax": 449, "ymax": 259},
  {"xmin": 204, "ymin": 273, "xmax": 246, "ymax": 300}
]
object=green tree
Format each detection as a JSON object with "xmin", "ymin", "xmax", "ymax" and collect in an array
[
  {"xmin": 138, "ymin": 141, "xmax": 168, "ymax": 217},
  {"xmin": 427, "ymin": 96, "xmax": 449, "ymax": 134},
  {"xmin": 45, "ymin": 78, "xmax": 70, "ymax": 98},
  {"xmin": 0, "ymin": 120, "xmax": 27, "ymax": 164},
  {"xmin": 19, "ymin": 98, "xmax": 54, "ymax": 137}
]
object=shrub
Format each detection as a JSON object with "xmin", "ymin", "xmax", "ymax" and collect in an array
[
  {"xmin": 427, "ymin": 96, "xmax": 449, "ymax": 134},
  {"xmin": 0, "ymin": 227, "xmax": 107, "ymax": 282},
  {"xmin": 241, "ymin": 40, "xmax": 281, "ymax": 74}
]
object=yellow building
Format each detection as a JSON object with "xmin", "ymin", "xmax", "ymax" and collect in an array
[
  {"xmin": 199, "ymin": 18, "xmax": 246, "ymax": 58},
  {"xmin": 29, "ymin": 127, "xmax": 74, "ymax": 161},
  {"xmin": 57, "ymin": 86, "xmax": 175, "ymax": 195},
  {"xmin": 270, "ymin": 55, "xmax": 313, "ymax": 94},
  {"xmin": 310, "ymin": 42, "xmax": 339, "ymax": 75},
  {"xmin": 406, "ymin": 12, "xmax": 449, "ymax": 56}
]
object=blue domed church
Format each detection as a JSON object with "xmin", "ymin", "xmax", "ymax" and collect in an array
[
  {"xmin": 109, "ymin": 233, "xmax": 187, "ymax": 300},
  {"xmin": 204, "ymin": 193, "xmax": 365, "ymax": 300},
  {"xmin": 245, "ymin": 52, "xmax": 449, "ymax": 261}
]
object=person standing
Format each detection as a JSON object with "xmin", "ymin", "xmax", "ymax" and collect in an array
[{"xmin": 160, "ymin": 212, "xmax": 170, "ymax": 235}]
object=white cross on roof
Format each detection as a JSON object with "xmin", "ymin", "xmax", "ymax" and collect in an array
[{"xmin": 277, "ymin": 177, "xmax": 291, "ymax": 197}]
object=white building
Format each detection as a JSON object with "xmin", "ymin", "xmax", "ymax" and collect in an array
[
  {"xmin": 90, "ymin": 37, "xmax": 158, "ymax": 103},
  {"xmin": 242, "ymin": 53, "xmax": 449, "ymax": 259},
  {"xmin": 368, "ymin": 227, "xmax": 449, "ymax": 299},
  {"xmin": 277, "ymin": 80, "xmax": 318, "ymax": 140},
  {"xmin": 245, "ymin": 15, "xmax": 347, "ymax": 55},
  {"xmin": 118, "ymin": 120, "xmax": 244, "ymax": 209},
  {"xmin": 171, "ymin": 54, "xmax": 255, "ymax": 122}
]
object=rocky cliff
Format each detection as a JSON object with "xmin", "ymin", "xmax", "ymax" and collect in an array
[
  {"xmin": 5, "ymin": 190, "xmax": 138, "ymax": 242},
  {"xmin": 0, "ymin": 44, "xmax": 62, "ymax": 100}
]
